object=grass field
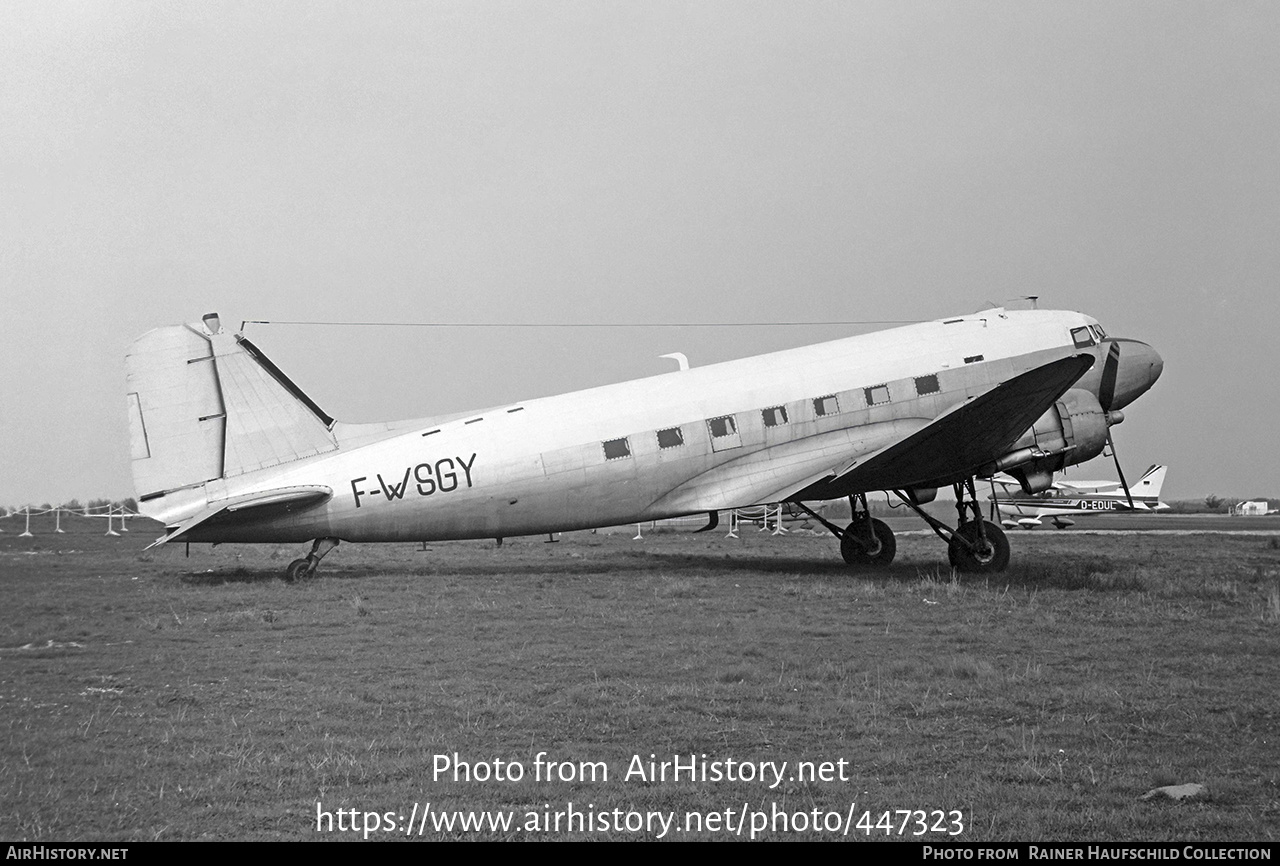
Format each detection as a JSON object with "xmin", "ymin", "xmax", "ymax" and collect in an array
[{"xmin": 2, "ymin": 516, "xmax": 1278, "ymax": 841}]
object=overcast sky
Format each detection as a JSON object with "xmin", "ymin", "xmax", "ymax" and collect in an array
[{"xmin": 2, "ymin": 1, "xmax": 1277, "ymax": 507}]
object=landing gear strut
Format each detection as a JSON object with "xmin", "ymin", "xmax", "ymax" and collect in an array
[
  {"xmin": 893, "ymin": 478, "xmax": 1010, "ymax": 573},
  {"xmin": 948, "ymin": 520, "xmax": 1009, "ymax": 572},
  {"xmin": 795, "ymin": 494, "xmax": 896, "ymax": 568},
  {"xmin": 284, "ymin": 537, "xmax": 339, "ymax": 582}
]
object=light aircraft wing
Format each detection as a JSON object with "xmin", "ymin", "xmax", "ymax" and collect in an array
[
  {"xmin": 1054, "ymin": 479, "xmax": 1123, "ymax": 492},
  {"xmin": 791, "ymin": 354, "xmax": 1095, "ymax": 498},
  {"xmin": 144, "ymin": 485, "xmax": 332, "ymax": 549}
]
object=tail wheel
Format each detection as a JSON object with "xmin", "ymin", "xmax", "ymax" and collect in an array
[
  {"xmin": 284, "ymin": 558, "xmax": 314, "ymax": 582},
  {"xmin": 948, "ymin": 520, "xmax": 1010, "ymax": 573},
  {"xmin": 841, "ymin": 518, "xmax": 896, "ymax": 567}
]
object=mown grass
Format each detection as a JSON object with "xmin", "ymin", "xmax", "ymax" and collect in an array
[{"xmin": 1, "ymin": 520, "xmax": 1277, "ymax": 841}]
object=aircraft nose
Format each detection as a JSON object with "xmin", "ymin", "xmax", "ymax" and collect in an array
[
  {"xmin": 1101, "ymin": 339, "xmax": 1163, "ymax": 410},
  {"xmin": 1127, "ymin": 340, "xmax": 1163, "ymax": 392},
  {"xmin": 1145, "ymin": 344, "xmax": 1164, "ymax": 390}
]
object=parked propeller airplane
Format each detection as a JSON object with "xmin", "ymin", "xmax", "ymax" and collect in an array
[
  {"xmin": 126, "ymin": 308, "xmax": 1162, "ymax": 579},
  {"xmin": 991, "ymin": 464, "xmax": 1170, "ymax": 529}
]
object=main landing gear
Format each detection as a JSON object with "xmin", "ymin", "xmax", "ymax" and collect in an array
[
  {"xmin": 795, "ymin": 478, "xmax": 1010, "ymax": 573},
  {"xmin": 895, "ymin": 478, "xmax": 1009, "ymax": 573},
  {"xmin": 796, "ymin": 494, "xmax": 897, "ymax": 568},
  {"xmin": 284, "ymin": 537, "xmax": 339, "ymax": 582}
]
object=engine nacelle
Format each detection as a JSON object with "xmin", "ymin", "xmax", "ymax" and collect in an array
[
  {"xmin": 980, "ymin": 389, "xmax": 1114, "ymax": 493},
  {"xmin": 904, "ymin": 486, "xmax": 938, "ymax": 505}
]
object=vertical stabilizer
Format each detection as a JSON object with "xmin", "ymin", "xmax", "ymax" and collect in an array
[
  {"xmin": 127, "ymin": 316, "xmax": 338, "ymax": 506},
  {"xmin": 210, "ymin": 332, "xmax": 338, "ymax": 476},
  {"xmin": 1133, "ymin": 465, "xmax": 1167, "ymax": 499}
]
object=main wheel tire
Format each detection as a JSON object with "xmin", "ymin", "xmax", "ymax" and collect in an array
[
  {"xmin": 840, "ymin": 518, "xmax": 897, "ymax": 567},
  {"xmin": 284, "ymin": 558, "xmax": 313, "ymax": 583},
  {"xmin": 948, "ymin": 520, "xmax": 1010, "ymax": 573}
]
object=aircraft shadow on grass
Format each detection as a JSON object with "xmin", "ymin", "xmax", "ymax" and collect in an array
[{"xmin": 176, "ymin": 549, "xmax": 1143, "ymax": 591}]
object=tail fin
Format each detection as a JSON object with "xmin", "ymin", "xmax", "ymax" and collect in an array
[
  {"xmin": 126, "ymin": 314, "xmax": 338, "ymax": 508},
  {"xmin": 1132, "ymin": 465, "xmax": 1167, "ymax": 499}
]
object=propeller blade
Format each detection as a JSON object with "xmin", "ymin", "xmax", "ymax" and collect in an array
[
  {"xmin": 1108, "ymin": 430, "xmax": 1135, "ymax": 509},
  {"xmin": 1098, "ymin": 341, "xmax": 1121, "ymax": 411}
]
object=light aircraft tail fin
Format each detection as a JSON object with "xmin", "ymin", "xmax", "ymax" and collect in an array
[
  {"xmin": 126, "ymin": 314, "xmax": 338, "ymax": 507},
  {"xmin": 1132, "ymin": 464, "xmax": 1167, "ymax": 499}
]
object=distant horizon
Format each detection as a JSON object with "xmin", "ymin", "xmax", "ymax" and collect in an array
[{"xmin": 5, "ymin": 491, "xmax": 1278, "ymax": 512}]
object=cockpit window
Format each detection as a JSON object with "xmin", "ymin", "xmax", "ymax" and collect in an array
[
  {"xmin": 1093, "ymin": 324, "xmax": 1107, "ymax": 340},
  {"xmin": 1071, "ymin": 326, "xmax": 1096, "ymax": 348}
]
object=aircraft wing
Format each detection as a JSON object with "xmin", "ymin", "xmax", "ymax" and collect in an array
[
  {"xmin": 144, "ymin": 485, "xmax": 332, "ymax": 549},
  {"xmin": 646, "ymin": 419, "xmax": 928, "ymax": 515},
  {"xmin": 791, "ymin": 354, "xmax": 1095, "ymax": 498},
  {"xmin": 648, "ymin": 354, "xmax": 1094, "ymax": 514},
  {"xmin": 1054, "ymin": 479, "xmax": 1122, "ymax": 492}
]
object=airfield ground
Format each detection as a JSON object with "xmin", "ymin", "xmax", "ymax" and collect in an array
[{"xmin": 1, "ymin": 514, "xmax": 1277, "ymax": 841}]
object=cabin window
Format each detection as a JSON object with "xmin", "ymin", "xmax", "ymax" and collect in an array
[
  {"xmin": 964, "ymin": 354, "xmax": 984, "ymax": 364},
  {"xmin": 707, "ymin": 415, "xmax": 737, "ymax": 438},
  {"xmin": 813, "ymin": 395, "xmax": 839, "ymax": 417},
  {"xmin": 1071, "ymin": 326, "xmax": 1096, "ymax": 348},
  {"xmin": 602, "ymin": 438, "xmax": 631, "ymax": 460},
  {"xmin": 762, "ymin": 406, "xmax": 789, "ymax": 427},
  {"xmin": 707, "ymin": 415, "xmax": 742, "ymax": 452},
  {"xmin": 865, "ymin": 384, "xmax": 890, "ymax": 405},
  {"xmin": 656, "ymin": 426, "xmax": 684, "ymax": 449},
  {"xmin": 915, "ymin": 374, "xmax": 940, "ymax": 395}
]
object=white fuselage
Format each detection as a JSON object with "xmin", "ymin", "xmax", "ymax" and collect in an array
[{"xmin": 153, "ymin": 309, "xmax": 1106, "ymax": 543}]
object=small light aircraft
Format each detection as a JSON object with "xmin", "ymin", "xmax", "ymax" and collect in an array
[
  {"xmin": 126, "ymin": 308, "xmax": 1162, "ymax": 578},
  {"xmin": 990, "ymin": 464, "xmax": 1169, "ymax": 529}
]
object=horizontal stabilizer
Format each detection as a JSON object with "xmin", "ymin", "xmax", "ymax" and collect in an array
[{"xmin": 144, "ymin": 485, "xmax": 332, "ymax": 549}]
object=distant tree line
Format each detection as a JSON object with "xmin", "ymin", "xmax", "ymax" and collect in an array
[{"xmin": 1165, "ymin": 496, "xmax": 1279, "ymax": 514}]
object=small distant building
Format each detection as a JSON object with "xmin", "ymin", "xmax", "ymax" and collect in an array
[{"xmin": 1234, "ymin": 500, "xmax": 1271, "ymax": 516}]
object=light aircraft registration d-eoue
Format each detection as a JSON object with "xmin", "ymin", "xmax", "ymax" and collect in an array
[
  {"xmin": 991, "ymin": 464, "xmax": 1170, "ymax": 529},
  {"xmin": 126, "ymin": 309, "xmax": 1162, "ymax": 579}
]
